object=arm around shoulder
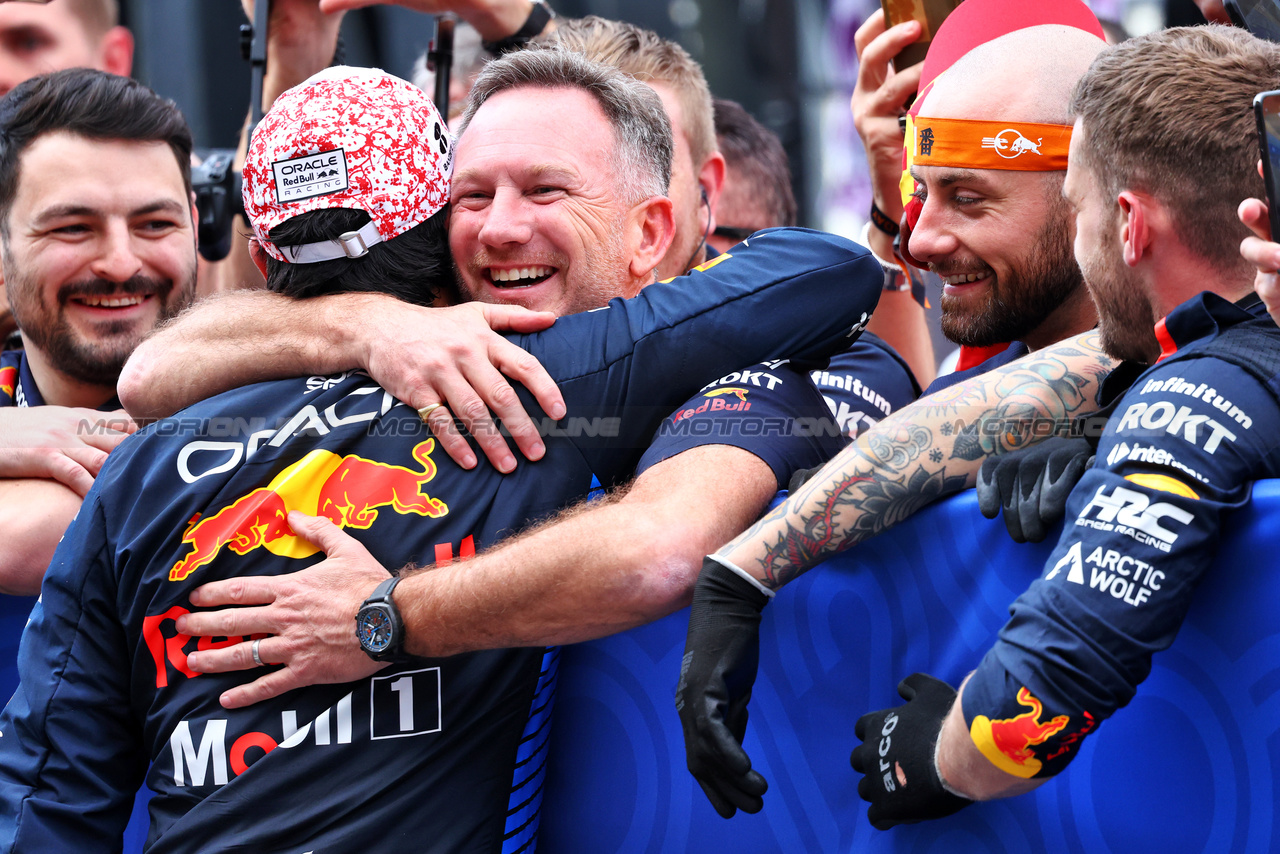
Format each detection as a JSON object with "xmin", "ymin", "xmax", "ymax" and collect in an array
[{"xmin": 118, "ymin": 290, "xmax": 374, "ymax": 421}]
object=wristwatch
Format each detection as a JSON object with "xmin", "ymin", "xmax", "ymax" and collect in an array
[{"xmin": 356, "ymin": 576, "xmax": 406, "ymax": 661}]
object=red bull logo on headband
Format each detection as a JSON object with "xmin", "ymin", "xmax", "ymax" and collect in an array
[{"xmin": 983, "ymin": 129, "xmax": 1044, "ymax": 158}]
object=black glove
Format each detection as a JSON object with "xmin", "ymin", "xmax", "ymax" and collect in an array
[
  {"xmin": 850, "ymin": 673, "xmax": 973, "ymax": 830},
  {"xmin": 976, "ymin": 436, "xmax": 1095, "ymax": 543},
  {"xmin": 676, "ymin": 556, "xmax": 771, "ymax": 818},
  {"xmin": 787, "ymin": 464, "xmax": 823, "ymax": 494}
]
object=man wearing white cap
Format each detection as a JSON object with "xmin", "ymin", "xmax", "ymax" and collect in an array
[
  {"xmin": 122, "ymin": 44, "xmax": 856, "ymax": 709},
  {"xmin": 0, "ymin": 59, "xmax": 880, "ymax": 851}
]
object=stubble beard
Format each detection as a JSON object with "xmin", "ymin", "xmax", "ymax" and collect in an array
[
  {"xmin": 938, "ymin": 203, "xmax": 1084, "ymax": 348},
  {"xmin": 453, "ymin": 214, "xmax": 637, "ymax": 316}
]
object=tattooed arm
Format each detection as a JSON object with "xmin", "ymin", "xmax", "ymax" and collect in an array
[
  {"xmin": 716, "ymin": 331, "xmax": 1116, "ymax": 589},
  {"xmin": 678, "ymin": 332, "xmax": 1118, "ymax": 818}
]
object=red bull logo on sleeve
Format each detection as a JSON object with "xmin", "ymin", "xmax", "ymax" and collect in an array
[
  {"xmin": 0, "ymin": 366, "xmax": 15, "ymax": 400},
  {"xmin": 169, "ymin": 439, "xmax": 448, "ymax": 582},
  {"xmin": 969, "ymin": 687, "xmax": 1070, "ymax": 778},
  {"xmin": 704, "ymin": 387, "xmax": 749, "ymax": 402},
  {"xmin": 671, "ymin": 388, "xmax": 751, "ymax": 424}
]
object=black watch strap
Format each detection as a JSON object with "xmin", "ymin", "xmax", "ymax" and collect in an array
[
  {"xmin": 357, "ymin": 576, "xmax": 406, "ymax": 661},
  {"xmin": 482, "ymin": 2, "xmax": 554, "ymax": 55}
]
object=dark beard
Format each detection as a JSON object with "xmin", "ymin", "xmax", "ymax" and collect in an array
[
  {"xmin": 939, "ymin": 207, "xmax": 1083, "ymax": 348},
  {"xmin": 14, "ymin": 272, "xmax": 195, "ymax": 387}
]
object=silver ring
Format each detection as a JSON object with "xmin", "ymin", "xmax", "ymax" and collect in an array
[
  {"xmin": 417, "ymin": 402, "xmax": 444, "ymax": 421},
  {"xmin": 251, "ymin": 638, "xmax": 265, "ymax": 667}
]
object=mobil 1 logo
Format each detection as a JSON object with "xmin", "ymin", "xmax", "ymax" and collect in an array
[
  {"xmin": 370, "ymin": 666, "xmax": 442, "ymax": 740},
  {"xmin": 272, "ymin": 148, "xmax": 350, "ymax": 203}
]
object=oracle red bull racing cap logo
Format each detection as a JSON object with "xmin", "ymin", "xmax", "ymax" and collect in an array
[
  {"xmin": 0, "ymin": 365, "xmax": 14, "ymax": 400},
  {"xmin": 170, "ymin": 439, "xmax": 447, "ymax": 582}
]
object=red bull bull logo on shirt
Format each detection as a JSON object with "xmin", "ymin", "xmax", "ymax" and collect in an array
[
  {"xmin": 169, "ymin": 439, "xmax": 447, "ymax": 582},
  {"xmin": 969, "ymin": 686, "xmax": 1070, "ymax": 778},
  {"xmin": 703, "ymin": 387, "xmax": 749, "ymax": 402}
]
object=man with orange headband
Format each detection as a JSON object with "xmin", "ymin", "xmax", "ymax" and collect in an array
[
  {"xmin": 675, "ymin": 22, "xmax": 1127, "ymax": 819},
  {"xmin": 902, "ymin": 28, "xmax": 1101, "ymax": 384},
  {"xmin": 854, "ymin": 0, "xmax": 1104, "ymax": 388},
  {"xmin": 676, "ymin": 23, "xmax": 1280, "ymax": 829}
]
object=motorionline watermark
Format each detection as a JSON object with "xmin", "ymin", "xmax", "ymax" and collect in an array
[
  {"xmin": 965, "ymin": 413, "xmax": 1110, "ymax": 440},
  {"xmin": 71, "ymin": 412, "xmax": 1131, "ymax": 446},
  {"xmin": 74, "ymin": 413, "xmax": 848, "ymax": 441}
]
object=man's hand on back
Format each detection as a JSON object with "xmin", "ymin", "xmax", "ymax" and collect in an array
[
  {"xmin": 179, "ymin": 512, "xmax": 393, "ymax": 708},
  {"xmin": 120, "ymin": 292, "xmax": 563, "ymax": 472}
]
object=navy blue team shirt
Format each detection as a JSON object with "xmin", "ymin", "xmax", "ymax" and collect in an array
[
  {"xmin": 960, "ymin": 293, "xmax": 1280, "ymax": 781},
  {"xmin": 0, "ymin": 349, "xmax": 121, "ymax": 702},
  {"xmin": 0, "ymin": 228, "xmax": 877, "ymax": 853},
  {"xmin": 809, "ymin": 331, "xmax": 920, "ymax": 439}
]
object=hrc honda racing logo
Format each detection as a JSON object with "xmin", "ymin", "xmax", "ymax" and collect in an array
[{"xmin": 1072, "ymin": 475, "xmax": 1196, "ymax": 553}]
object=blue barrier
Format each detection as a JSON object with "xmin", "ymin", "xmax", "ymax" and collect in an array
[
  {"xmin": 540, "ymin": 482, "xmax": 1280, "ymax": 854},
  {"xmin": 7, "ymin": 483, "xmax": 1277, "ymax": 851}
]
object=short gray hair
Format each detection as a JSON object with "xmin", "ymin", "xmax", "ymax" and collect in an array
[{"xmin": 456, "ymin": 46, "xmax": 672, "ymax": 202}]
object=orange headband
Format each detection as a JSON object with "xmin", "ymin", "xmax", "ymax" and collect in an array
[{"xmin": 911, "ymin": 117, "xmax": 1072, "ymax": 171}]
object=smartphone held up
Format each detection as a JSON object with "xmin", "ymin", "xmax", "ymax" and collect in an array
[
  {"xmin": 880, "ymin": 0, "xmax": 964, "ymax": 71},
  {"xmin": 1254, "ymin": 89, "xmax": 1280, "ymax": 240},
  {"xmin": 1226, "ymin": 0, "xmax": 1280, "ymax": 42}
]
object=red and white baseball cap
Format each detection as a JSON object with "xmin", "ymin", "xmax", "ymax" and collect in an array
[{"xmin": 243, "ymin": 65, "xmax": 454, "ymax": 264}]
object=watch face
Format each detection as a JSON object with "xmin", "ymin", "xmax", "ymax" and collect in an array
[{"xmin": 357, "ymin": 606, "xmax": 394, "ymax": 653}]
